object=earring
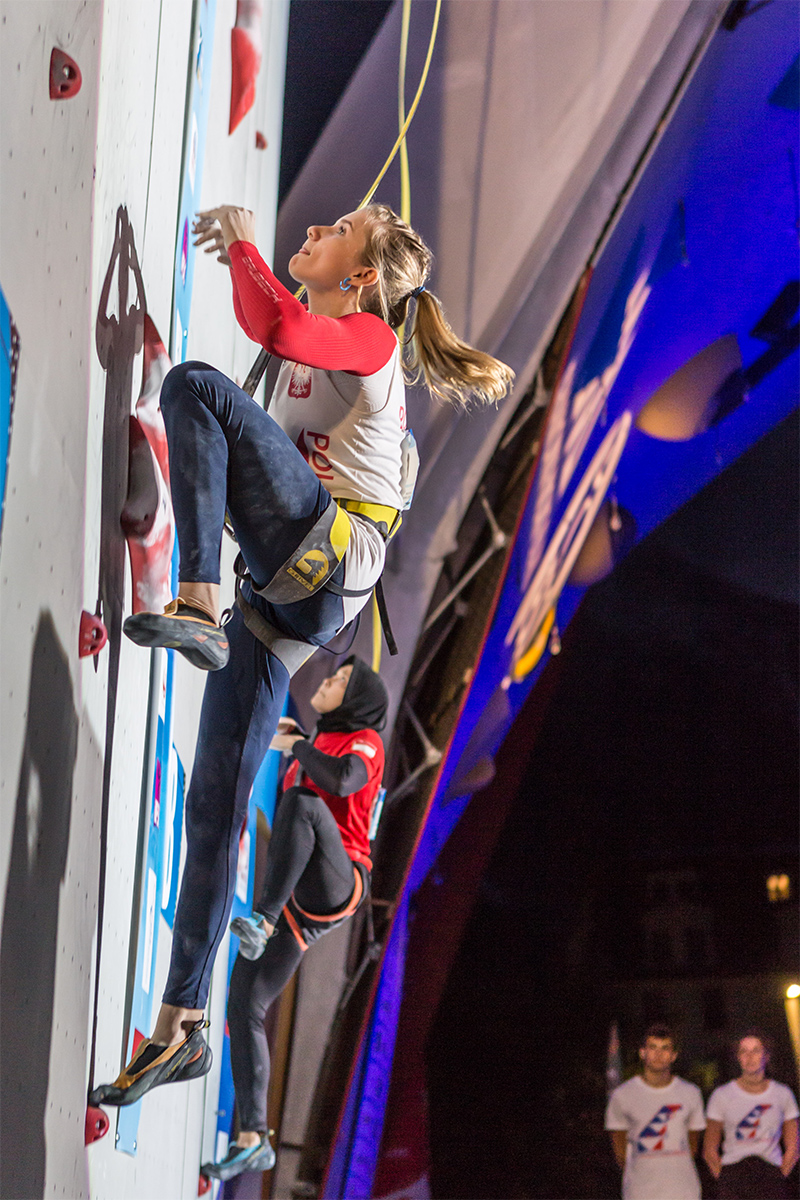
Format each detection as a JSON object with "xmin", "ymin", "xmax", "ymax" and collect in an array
[{"xmin": 339, "ymin": 277, "xmax": 352, "ymax": 292}]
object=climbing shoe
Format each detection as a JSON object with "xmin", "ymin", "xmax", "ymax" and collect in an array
[
  {"xmin": 123, "ymin": 599, "xmax": 229, "ymax": 671},
  {"xmin": 230, "ymin": 914, "xmax": 272, "ymax": 961},
  {"xmin": 88, "ymin": 1022, "xmax": 212, "ymax": 1107},
  {"xmin": 202, "ymin": 1136, "xmax": 276, "ymax": 1182}
]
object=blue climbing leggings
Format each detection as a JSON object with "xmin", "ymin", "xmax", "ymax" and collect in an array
[{"xmin": 159, "ymin": 362, "xmax": 345, "ymax": 1009}]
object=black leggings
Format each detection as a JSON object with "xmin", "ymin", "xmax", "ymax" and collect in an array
[{"xmin": 228, "ymin": 788, "xmax": 364, "ymax": 1132}]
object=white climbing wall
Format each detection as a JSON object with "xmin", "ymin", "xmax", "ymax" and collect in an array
[
  {"xmin": 0, "ymin": 7, "xmax": 106, "ymax": 1200},
  {"xmin": 0, "ymin": 1, "xmax": 288, "ymax": 1197}
]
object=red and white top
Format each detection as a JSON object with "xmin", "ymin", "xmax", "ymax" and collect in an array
[
  {"xmin": 282, "ymin": 728, "xmax": 385, "ymax": 870},
  {"xmin": 229, "ymin": 242, "xmax": 407, "ymax": 621}
]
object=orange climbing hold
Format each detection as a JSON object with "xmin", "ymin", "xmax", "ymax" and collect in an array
[
  {"xmin": 229, "ymin": 1, "xmax": 263, "ymax": 134},
  {"xmin": 49, "ymin": 47, "xmax": 82, "ymax": 100}
]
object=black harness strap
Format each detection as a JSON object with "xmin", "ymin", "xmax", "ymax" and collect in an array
[
  {"xmin": 374, "ymin": 577, "xmax": 398, "ymax": 656},
  {"xmin": 326, "ymin": 509, "xmax": 399, "ymax": 656},
  {"xmin": 232, "ymin": 565, "xmax": 316, "ymax": 676}
]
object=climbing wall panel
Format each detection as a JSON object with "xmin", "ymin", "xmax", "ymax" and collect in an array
[
  {"xmin": 1, "ymin": 0, "xmax": 288, "ymax": 1196},
  {"xmin": 85, "ymin": 0, "xmax": 289, "ymax": 1195},
  {"xmin": 0, "ymin": 0, "xmax": 101, "ymax": 858},
  {"xmin": 86, "ymin": 4, "xmax": 211, "ymax": 1198},
  {"xmin": 0, "ymin": 6, "xmax": 104, "ymax": 1200}
]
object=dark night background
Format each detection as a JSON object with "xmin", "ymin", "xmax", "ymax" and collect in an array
[
  {"xmin": 426, "ymin": 411, "xmax": 799, "ymax": 1199},
  {"xmin": 280, "ymin": 9, "xmax": 799, "ymax": 1196},
  {"xmin": 279, "ymin": 0, "xmax": 392, "ymax": 204}
]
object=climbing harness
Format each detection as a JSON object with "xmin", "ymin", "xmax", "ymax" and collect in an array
[
  {"xmin": 232, "ymin": 498, "xmax": 402, "ymax": 669},
  {"xmin": 282, "ymin": 859, "xmax": 367, "ymax": 953},
  {"xmin": 326, "ymin": 501, "xmax": 402, "ymax": 657},
  {"xmin": 336, "ymin": 498, "xmax": 402, "ymax": 540},
  {"xmin": 234, "ymin": 581, "xmax": 315, "ymax": 677},
  {"xmin": 248, "ymin": 501, "xmax": 352, "ymax": 606}
]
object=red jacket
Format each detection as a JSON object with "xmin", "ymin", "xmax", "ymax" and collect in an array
[{"xmin": 283, "ymin": 728, "xmax": 384, "ymax": 869}]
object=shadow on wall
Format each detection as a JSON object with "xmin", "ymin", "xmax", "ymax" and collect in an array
[
  {"xmin": 0, "ymin": 612, "xmax": 78, "ymax": 1200},
  {"xmin": 90, "ymin": 208, "xmax": 145, "ymax": 1093},
  {"xmin": 95, "ymin": 204, "xmax": 144, "ymax": 669}
]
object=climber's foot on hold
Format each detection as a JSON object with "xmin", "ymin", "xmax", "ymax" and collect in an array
[
  {"xmin": 88, "ymin": 1021, "xmax": 212, "ymax": 1107},
  {"xmin": 202, "ymin": 1136, "xmax": 276, "ymax": 1181},
  {"xmin": 230, "ymin": 914, "xmax": 274, "ymax": 961},
  {"xmin": 123, "ymin": 599, "xmax": 229, "ymax": 671}
]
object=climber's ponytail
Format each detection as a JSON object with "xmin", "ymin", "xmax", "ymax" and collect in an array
[{"xmin": 360, "ymin": 204, "xmax": 514, "ymax": 407}]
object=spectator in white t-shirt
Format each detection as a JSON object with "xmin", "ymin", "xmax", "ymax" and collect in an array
[
  {"xmin": 605, "ymin": 1024, "xmax": 705, "ymax": 1199},
  {"xmin": 703, "ymin": 1029, "xmax": 799, "ymax": 1199}
]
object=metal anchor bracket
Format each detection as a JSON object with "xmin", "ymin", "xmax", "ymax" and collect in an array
[
  {"xmin": 422, "ymin": 488, "xmax": 507, "ymax": 633},
  {"xmin": 387, "ymin": 700, "xmax": 443, "ymax": 804}
]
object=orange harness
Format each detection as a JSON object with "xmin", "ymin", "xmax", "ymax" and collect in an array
[{"xmin": 282, "ymin": 863, "xmax": 365, "ymax": 952}]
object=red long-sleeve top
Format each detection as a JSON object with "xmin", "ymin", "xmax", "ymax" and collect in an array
[{"xmin": 228, "ymin": 240, "xmax": 396, "ymax": 377}]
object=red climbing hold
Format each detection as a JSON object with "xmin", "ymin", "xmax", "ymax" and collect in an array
[
  {"xmin": 49, "ymin": 47, "xmax": 82, "ymax": 100},
  {"xmin": 122, "ymin": 315, "xmax": 175, "ymax": 614},
  {"xmin": 255, "ymin": 130, "xmax": 267, "ymax": 150},
  {"xmin": 229, "ymin": 1, "xmax": 263, "ymax": 134},
  {"xmin": 85, "ymin": 1105, "xmax": 109, "ymax": 1145},
  {"xmin": 229, "ymin": 29, "xmax": 260, "ymax": 133},
  {"xmin": 198, "ymin": 1172, "xmax": 212, "ymax": 1195},
  {"xmin": 79, "ymin": 610, "xmax": 108, "ymax": 659}
]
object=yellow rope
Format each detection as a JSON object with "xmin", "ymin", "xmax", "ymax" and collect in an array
[
  {"xmin": 369, "ymin": 0, "xmax": 439, "ymax": 671},
  {"xmin": 357, "ymin": 0, "xmax": 441, "ymax": 211},
  {"xmin": 251, "ymin": 6, "xmax": 441, "ymax": 671},
  {"xmin": 395, "ymin": 0, "xmax": 413, "ymax": 350},
  {"xmin": 371, "ymin": 592, "xmax": 382, "ymax": 671},
  {"xmin": 398, "ymin": 0, "xmax": 412, "ymax": 226}
]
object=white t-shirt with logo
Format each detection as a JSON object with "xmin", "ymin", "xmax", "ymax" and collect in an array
[
  {"xmin": 706, "ymin": 1079, "xmax": 799, "ymax": 1167},
  {"xmin": 605, "ymin": 1075, "xmax": 705, "ymax": 1199}
]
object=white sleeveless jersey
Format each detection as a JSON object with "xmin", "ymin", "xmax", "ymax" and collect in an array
[{"xmin": 269, "ymin": 344, "xmax": 407, "ymax": 623}]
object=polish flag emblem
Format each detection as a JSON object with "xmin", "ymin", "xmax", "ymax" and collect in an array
[{"xmin": 289, "ymin": 363, "xmax": 312, "ymax": 398}]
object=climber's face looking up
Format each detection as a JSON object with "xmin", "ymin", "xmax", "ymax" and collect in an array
[
  {"xmin": 289, "ymin": 210, "xmax": 376, "ymax": 298},
  {"xmin": 310, "ymin": 665, "xmax": 353, "ymax": 714}
]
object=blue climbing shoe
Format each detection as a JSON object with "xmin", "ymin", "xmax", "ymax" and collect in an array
[
  {"xmin": 230, "ymin": 914, "xmax": 271, "ymax": 960},
  {"xmin": 202, "ymin": 1137, "xmax": 276, "ymax": 1181}
]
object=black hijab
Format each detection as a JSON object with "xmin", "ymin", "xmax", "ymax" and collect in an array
[{"xmin": 315, "ymin": 655, "xmax": 388, "ymax": 734}]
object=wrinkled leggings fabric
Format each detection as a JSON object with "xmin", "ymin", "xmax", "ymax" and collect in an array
[
  {"xmin": 160, "ymin": 362, "xmax": 345, "ymax": 1009},
  {"xmin": 228, "ymin": 789, "xmax": 360, "ymax": 1132}
]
